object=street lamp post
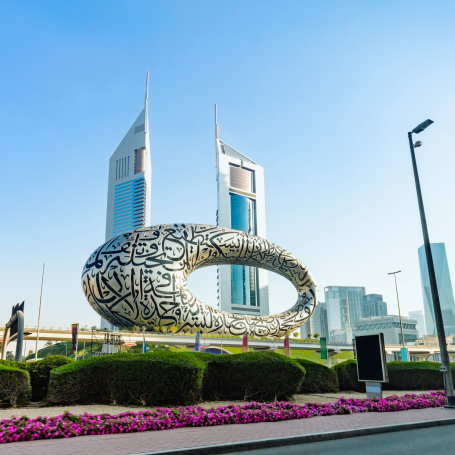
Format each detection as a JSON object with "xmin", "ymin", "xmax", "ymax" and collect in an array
[
  {"xmin": 388, "ymin": 271, "xmax": 405, "ymax": 352},
  {"xmin": 408, "ymin": 119, "xmax": 455, "ymax": 407}
]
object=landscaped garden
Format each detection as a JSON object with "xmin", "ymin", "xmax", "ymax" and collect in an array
[{"xmin": 0, "ymin": 351, "xmax": 450, "ymax": 445}]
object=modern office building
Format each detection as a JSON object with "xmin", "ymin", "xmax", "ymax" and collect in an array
[
  {"xmin": 362, "ymin": 294, "xmax": 388, "ymax": 318},
  {"xmin": 354, "ymin": 315, "xmax": 418, "ymax": 345},
  {"xmin": 300, "ymin": 302, "xmax": 324, "ymax": 338},
  {"xmin": 329, "ymin": 327, "xmax": 353, "ymax": 344},
  {"xmin": 215, "ymin": 106, "xmax": 269, "ymax": 316},
  {"xmin": 418, "ymin": 243, "xmax": 455, "ymax": 336},
  {"xmin": 409, "ymin": 310, "xmax": 426, "ymax": 338},
  {"xmin": 101, "ymin": 74, "xmax": 152, "ymax": 330},
  {"xmin": 324, "ymin": 286, "xmax": 366, "ymax": 332}
]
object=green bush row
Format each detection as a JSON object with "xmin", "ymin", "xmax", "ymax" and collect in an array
[
  {"xmin": 48, "ymin": 351, "xmax": 306, "ymax": 406},
  {"xmin": 0, "ymin": 356, "xmax": 73, "ymax": 401},
  {"xmin": 48, "ymin": 351, "xmax": 205, "ymax": 406},
  {"xmin": 0, "ymin": 353, "xmax": 339, "ymax": 407},
  {"xmin": 333, "ymin": 360, "xmax": 450, "ymax": 392}
]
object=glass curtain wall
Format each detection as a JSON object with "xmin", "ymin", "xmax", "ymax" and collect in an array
[{"xmin": 230, "ymin": 193, "xmax": 259, "ymax": 306}]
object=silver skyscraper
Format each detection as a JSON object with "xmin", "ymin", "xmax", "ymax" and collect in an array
[{"xmin": 101, "ymin": 74, "xmax": 152, "ymax": 330}]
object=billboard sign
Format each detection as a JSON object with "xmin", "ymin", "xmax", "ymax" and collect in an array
[
  {"xmin": 194, "ymin": 331, "xmax": 201, "ymax": 352},
  {"xmin": 243, "ymin": 335, "xmax": 248, "ymax": 352},
  {"xmin": 320, "ymin": 337, "xmax": 327, "ymax": 360},
  {"xmin": 71, "ymin": 323, "xmax": 79, "ymax": 359},
  {"xmin": 355, "ymin": 333, "xmax": 389, "ymax": 383}
]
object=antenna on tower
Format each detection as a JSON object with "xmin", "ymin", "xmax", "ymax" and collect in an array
[
  {"xmin": 146, "ymin": 71, "xmax": 149, "ymax": 101},
  {"xmin": 215, "ymin": 104, "xmax": 219, "ymax": 139},
  {"xmin": 215, "ymin": 104, "xmax": 219, "ymax": 167},
  {"xmin": 145, "ymin": 72, "xmax": 149, "ymax": 133}
]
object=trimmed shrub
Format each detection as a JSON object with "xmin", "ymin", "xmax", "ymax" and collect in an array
[
  {"xmin": 28, "ymin": 356, "xmax": 74, "ymax": 401},
  {"xmin": 0, "ymin": 366, "xmax": 31, "ymax": 407},
  {"xmin": 383, "ymin": 362, "xmax": 443, "ymax": 390},
  {"xmin": 198, "ymin": 351, "xmax": 305, "ymax": 401},
  {"xmin": 333, "ymin": 360, "xmax": 365, "ymax": 392},
  {"xmin": 1, "ymin": 356, "xmax": 74, "ymax": 402},
  {"xmin": 334, "ymin": 360, "xmax": 446, "ymax": 392},
  {"xmin": 0, "ymin": 359, "xmax": 28, "ymax": 370},
  {"xmin": 293, "ymin": 359, "xmax": 339, "ymax": 393},
  {"xmin": 47, "ymin": 351, "xmax": 206, "ymax": 406}
]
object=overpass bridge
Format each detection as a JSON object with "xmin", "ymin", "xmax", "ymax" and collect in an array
[
  {"xmin": 1, "ymin": 325, "xmax": 352, "ymax": 353},
  {"xmin": 3, "ymin": 326, "xmax": 453, "ymax": 364}
]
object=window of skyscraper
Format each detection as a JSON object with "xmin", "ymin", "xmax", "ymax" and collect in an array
[
  {"xmin": 230, "ymin": 193, "xmax": 258, "ymax": 306},
  {"xmin": 230, "ymin": 165, "xmax": 255, "ymax": 193}
]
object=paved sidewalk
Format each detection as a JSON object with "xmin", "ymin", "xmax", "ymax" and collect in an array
[{"xmin": 2, "ymin": 407, "xmax": 455, "ymax": 455}]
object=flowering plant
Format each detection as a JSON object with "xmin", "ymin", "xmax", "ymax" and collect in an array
[{"xmin": 0, "ymin": 391, "xmax": 445, "ymax": 444}]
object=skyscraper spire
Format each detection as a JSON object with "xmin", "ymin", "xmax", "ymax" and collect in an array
[
  {"xmin": 215, "ymin": 104, "xmax": 219, "ymax": 167},
  {"xmin": 215, "ymin": 104, "xmax": 219, "ymax": 139},
  {"xmin": 145, "ymin": 72, "xmax": 149, "ymax": 133}
]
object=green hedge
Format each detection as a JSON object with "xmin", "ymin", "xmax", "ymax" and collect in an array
[
  {"xmin": 332, "ymin": 360, "xmax": 365, "ymax": 392},
  {"xmin": 47, "ymin": 351, "xmax": 206, "ymax": 406},
  {"xmin": 293, "ymin": 359, "xmax": 339, "ymax": 393},
  {"xmin": 0, "ymin": 366, "xmax": 31, "ymax": 407},
  {"xmin": 197, "ymin": 351, "xmax": 306, "ymax": 401},
  {"xmin": 384, "ymin": 362, "xmax": 443, "ymax": 390},
  {"xmin": 334, "ymin": 360, "xmax": 447, "ymax": 391},
  {"xmin": 0, "ymin": 356, "xmax": 73, "ymax": 402},
  {"xmin": 27, "ymin": 356, "xmax": 73, "ymax": 401}
]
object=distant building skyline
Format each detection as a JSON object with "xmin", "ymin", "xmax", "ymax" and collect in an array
[
  {"xmin": 363, "ymin": 293, "xmax": 388, "ymax": 318},
  {"xmin": 418, "ymin": 243, "xmax": 455, "ymax": 336},
  {"xmin": 324, "ymin": 286, "xmax": 366, "ymax": 333},
  {"xmin": 215, "ymin": 106, "xmax": 269, "ymax": 316},
  {"xmin": 300, "ymin": 301, "xmax": 324, "ymax": 338},
  {"xmin": 409, "ymin": 310, "xmax": 426, "ymax": 338}
]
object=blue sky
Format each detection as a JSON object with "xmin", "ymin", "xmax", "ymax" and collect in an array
[{"xmin": 1, "ymin": 1, "xmax": 455, "ymax": 333}]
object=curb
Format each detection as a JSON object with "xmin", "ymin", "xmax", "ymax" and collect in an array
[{"xmin": 132, "ymin": 415, "xmax": 455, "ymax": 455}]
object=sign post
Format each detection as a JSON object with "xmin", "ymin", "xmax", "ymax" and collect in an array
[
  {"xmin": 400, "ymin": 347, "xmax": 409, "ymax": 362},
  {"xmin": 71, "ymin": 324, "xmax": 79, "ymax": 360},
  {"xmin": 142, "ymin": 327, "xmax": 147, "ymax": 353},
  {"xmin": 194, "ymin": 331, "xmax": 201, "ymax": 352},
  {"xmin": 283, "ymin": 335, "xmax": 291, "ymax": 357},
  {"xmin": 242, "ymin": 334, "xmax": 248, "ymax": 353}
]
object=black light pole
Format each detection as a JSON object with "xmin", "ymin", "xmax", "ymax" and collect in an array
[{"xmin": 408, "ymin": 119, "xmax": 455, "ymax": 407}]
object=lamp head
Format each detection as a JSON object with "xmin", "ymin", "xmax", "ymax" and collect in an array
[{"xmin": 412, "ymin": 119, "xmax": 434, "ymax": 134}]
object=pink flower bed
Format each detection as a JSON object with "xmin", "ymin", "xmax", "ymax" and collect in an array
[{"xmin": 0, "ymin": 391, "xmax": 446, "ymax": 444}]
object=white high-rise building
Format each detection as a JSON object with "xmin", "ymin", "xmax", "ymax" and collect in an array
[
  {"xmin": 215, "ymin": 106, "xmax": 269, "ymax": 316},
  {"xmin": 101, "ymin": 74, "xmax": 152, "ymax": 329},
  {"xmin": 105, "ymin": 73, "xmax": 151, "ymax": 242}
]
